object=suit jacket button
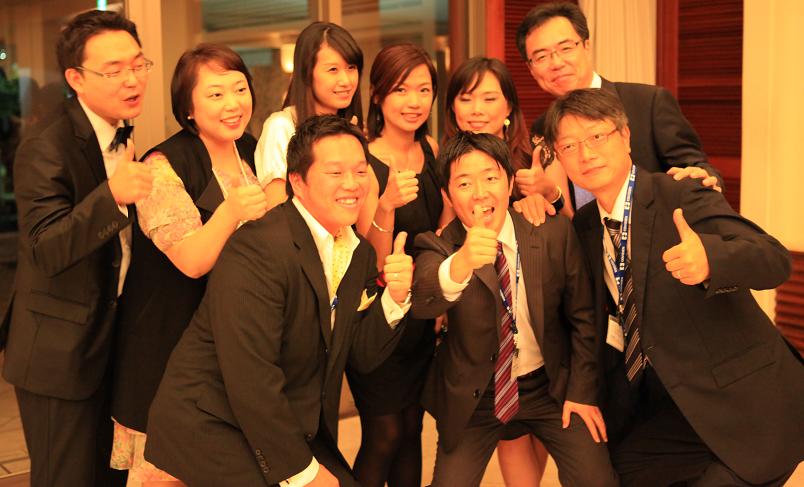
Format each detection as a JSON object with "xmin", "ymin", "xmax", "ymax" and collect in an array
[
  {"xmin": 490, "ymin": 353, "xmax": 497, "ymax": 362},
  {"xmin": 324, "ymin": 347, "xmax": 329, "ymax": 354},
  {"xmin": 473, "ymin": 389, "xmax": 480, "ymax": 399},
  {"xmin": 321, "ymin": 391, "xmax": 326, "ymax": 399},
  {"xmin": 426, "ymin": 296, "xmax": 435, "ymax": 304},
  {"xmin": 305, "ymin": 433, "xmax": 313, "ymax": 441}
]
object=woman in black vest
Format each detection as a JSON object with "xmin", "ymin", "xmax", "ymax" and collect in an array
[{"xmin": 110, "ymin": 44, "xmax": 267, "ymax": 485}]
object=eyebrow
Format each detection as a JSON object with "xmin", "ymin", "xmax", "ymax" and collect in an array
[{"xmin": 99, "ymin": 52, "xmax": 144, "ymax": 69}]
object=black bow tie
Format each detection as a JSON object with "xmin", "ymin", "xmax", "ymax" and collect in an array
[{"xmin": 108, "ymin": 123, "xmax": 133, "ymax": 152}]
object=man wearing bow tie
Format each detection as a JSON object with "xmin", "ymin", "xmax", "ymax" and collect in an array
[
  {"xmin": 1, "ymin": 10, "xmax": 152, "ymax": 487},
  {"xmin": 144, "ymin": 115, "xmax": 413, "ymax": 487}
]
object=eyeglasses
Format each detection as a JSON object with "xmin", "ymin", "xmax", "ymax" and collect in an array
[
  {"xmin": 76, "ymin": 59, "xmax": 154, "ymax": 81},
  {"xmin": 528, "ymin": 40, "xmax": 582, "ymax": 66},
  {"xmin": 555, "ymin": 128, "xmax": 619, "ymax": 157}
]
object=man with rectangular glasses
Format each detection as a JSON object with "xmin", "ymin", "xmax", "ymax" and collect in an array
[{"xmin": 1, "ymin": 9, "xmax": 153, "ymax": 487}]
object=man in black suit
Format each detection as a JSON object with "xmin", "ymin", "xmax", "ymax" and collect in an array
[
  {"xmin": 514, "ymin": 1, "xmax": 721, "ymax": 211},
  {"xmin": 411, "ymin": 132, "xmax": 617, "ymax": 487},
  {"xmin": 542, "ymin": 88, "xmax": 804, "ymax": 486},
  {"xmin": 144, "ymin": 115, "xmax": 414, "ymax": 487},
  {"xmin": 1, "ymin": 10, "xmax": 153, "ymax": 487}
]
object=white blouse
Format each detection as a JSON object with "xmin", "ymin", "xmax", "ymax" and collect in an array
[{"xmin": 254, "ymin": 105, "xmax": 296, "ymax": 185}]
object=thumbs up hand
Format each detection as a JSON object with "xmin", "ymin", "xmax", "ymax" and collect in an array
[
  {"xmin": 383, "ymin": 231, "xmax": 413, "ymax": 304},
  {"xmin": 662, "ymin": 208, "xmax": 710, "ymax": 285},
  {"xmin": 450, "ymin": 205, "xmax": 499, "ymax": 283}
]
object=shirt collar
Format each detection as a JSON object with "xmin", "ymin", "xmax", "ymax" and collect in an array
[
  {"xmin": 77, "ymin": 98, "xmax": 123, "ymax": 153},
  {"xmin": 596, "ymin": 165, "xmax": 632, "ymax": 225},
  {"xmin": 590, "ymin": 72, "xmax": 603, "ymax": 89},
  {"xmin": 292, "ymin": 197, "xmax": 358, "ymax": 251}
]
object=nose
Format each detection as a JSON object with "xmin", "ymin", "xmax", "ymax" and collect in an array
[
  {"xmin": 548, "ymin": 50, "xmax": 566, "ymax": 70},
  {"xmin": 337, "ymin": 70, "xmax": 352, "ymax": 87},
  {"xmin": 222, "ymin": 91, "xmax": 238, "ymax": 109},
  {"xmin": 472, "ymin": 180, "xmax": 487, "ymax": 199},
  {"xmin": 341, "ymin": 171, "xmax": 359, "ymax": 190},
  {"xmin": 408, "ymin": 91, "xmax": 421, "ymax": 108},
  {"xmin": 578, "ymin": 140, "xmax": 597, "ymax": 161},
  {"xmin": 471, "ymin": 98, "xmax": 483, "ymax": 115},
  {"xmin": 122, "ymin": 68, "xmax": 139, "ymax": 86}
]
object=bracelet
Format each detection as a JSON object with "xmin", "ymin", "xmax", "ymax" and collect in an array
[
  {"xmin": 549, "ymin": 185, "xmax": 565, "ymax": 212},
  {"xmin": 371, "ymin": 219, "xmax": 392, "ymax": 233}
]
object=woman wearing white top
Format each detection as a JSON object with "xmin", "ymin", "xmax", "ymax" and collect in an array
[{"xmin": 255, "ymin": 21, "xmax": 364, "ymax": 209}]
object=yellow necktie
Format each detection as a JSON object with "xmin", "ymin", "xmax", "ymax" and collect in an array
[{"xmin": 332, "ymin": 230, "xmax": 350, "ymax": 293}]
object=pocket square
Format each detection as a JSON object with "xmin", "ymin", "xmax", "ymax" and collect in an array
[{"xmin": 356, "ymin": 289, "xmax": 377, "ymax": 311}]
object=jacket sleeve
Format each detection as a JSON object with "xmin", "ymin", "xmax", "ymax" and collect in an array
[
  {"xmin": 14, "ymin": 133, "xmax": 131, "ymax": 277},
  {"xmin": 651, "ymin": 86, "xmax": 724, "ymax": 187},
  {"xmin": 676, "ymin": 181, "xmax": 792, "ymax": 297},
  {"xmin": 410, "ymin": 231, "xmax": 460, "ymax": 320}
]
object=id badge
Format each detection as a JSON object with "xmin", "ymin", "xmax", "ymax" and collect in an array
[{"xmin": 606, "ymin": 314, "xmax": 625, "ymax": 352}]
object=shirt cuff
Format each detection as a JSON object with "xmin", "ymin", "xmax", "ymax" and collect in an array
[
  {"xmin": 280, "ymin": 457, "xmax": 319, "ymax": 486},
  {"xmin": 439, "ymin": 254, "xmax": 470, "ymax": 302},
  {"xmin": 118, "ymin": 204, "xmax": 129, "ymax": 217},
  {"xmin": 381, "ymin": 288, "xmax": 410, "ymax": 329}
]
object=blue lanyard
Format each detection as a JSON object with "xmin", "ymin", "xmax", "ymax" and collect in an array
[
  {"xmin": 605, "ymin": 164, "xmax": 636, "ymax": 318},
  {"xmin": 498, "ymin": 246, "xmax": 520, "ymax": 335}
]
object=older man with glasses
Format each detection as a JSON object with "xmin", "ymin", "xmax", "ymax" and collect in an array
[
  {"xmin": 514, "ymin": 1, "xmax": 722, "ymax": 213},
  {"xmin": 1, "ymin": 9, "xmax": 152, "ymax": 487}
]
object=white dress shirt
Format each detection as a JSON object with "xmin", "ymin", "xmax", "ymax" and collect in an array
[
  {"xmin": 285, "ymin": 197, "xmax": 409, "ymax": 486},
  {"xmin": 437, "ymin": 212, "xmax": 545, "ymax": 379},
  {"xmin": 78, "ymin": 98, "xmax": 131, "ymax": 296}
]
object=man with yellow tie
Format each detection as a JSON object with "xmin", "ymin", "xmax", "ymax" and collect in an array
[{"xmin": 143, "ymin": 115, "xmax": 414, "ymax": 487}]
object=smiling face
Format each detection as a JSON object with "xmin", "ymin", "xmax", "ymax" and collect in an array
[
  {"xmin": 66, "ymin": 29, "xmax": 147, "ymax": 125},
  {"xmin": 290, "ymin": 133, "xmax": 369, "ymax": 235},
  {"xmin": 190, "ymin": 63, "xmax": 252, "ymax": 147},
  {"xmin": 556, "ymin": 114, "xmax": 632, "ymax": 200},
  {"xmin": 312, "ymin": 43, "xmax": 359, "ymax": 115},
  {"xmin": 379, "ymin": 63, "xmax": 433, "ymax": 136},
  {"xmin": 452, "ymin": 72, "xmax": 511, "ymax": 139},
  {"xmin": 444, "ymin": 149, "xmax": 513, "ymax": 234},
  {"xmin": 524, "ymin": 16, "xmax": 594, "ymax": 97}
]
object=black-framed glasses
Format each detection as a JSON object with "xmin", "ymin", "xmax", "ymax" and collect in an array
[
  {"xmin": 528, "ymin": 40, "xmax": 582, "ymax": 66},
  {"xmin": 76, "ymin": 59, "xmax": 154, "ymax": 81},
  {"xmin": 555, "ymin": 128, "xmax": 619, "ymax": 157}
]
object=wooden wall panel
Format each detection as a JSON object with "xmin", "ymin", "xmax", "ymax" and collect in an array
[
  {"xmin": 503, "ymin": 0, "xmax": 569, "ymax": 127},
  {"xmin": 777, "ymin": 251, "xmax": 804, "ymax": 357},
  {"xmin": 676, "ymin": 0, "xmax": 743, "ymax": 210}
]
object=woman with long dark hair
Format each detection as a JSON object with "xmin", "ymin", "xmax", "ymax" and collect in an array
[
  {"xmin": 348, "ymin": 42, "xmax": 449, "ymax": 487},
  {"xmin": 255, "ymin": 21, "xmax": 363, "ymax": 209}
]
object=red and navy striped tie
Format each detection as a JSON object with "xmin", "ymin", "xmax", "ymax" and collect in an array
[{"xmin": 493, "ymin": 242, "xmax": 519, "ymax": 423}]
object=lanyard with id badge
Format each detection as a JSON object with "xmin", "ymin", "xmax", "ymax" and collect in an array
[{"xmin": 605, "ymin": 164, "xmax": 636, "ymax": 353}]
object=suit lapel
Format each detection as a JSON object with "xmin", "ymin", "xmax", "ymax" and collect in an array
[
  {"xmin": 327, "ymin": 242, "xmax": 368, "ymax": 378},
  {"xmin": 629, "ymin": 168, "xmax": 656, "ymax": 327},
  {"xmin": 66, "ymin": 98, "xmax": 107, "ymax": 185},
  {"xmin": 512, "ymin": 212, "xmax": 544, "ymax": 345},
  {"xmin": 286, "ymin": 204, "xmax": 332, "ymax": 348}
]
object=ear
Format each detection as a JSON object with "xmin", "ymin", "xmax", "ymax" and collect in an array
[
  {"xmin": 65, "ymin": 68, "xmax": 85, "ymax": 95},
  {"xmin": 288, "ymin": 172, "xmax": 305, "ymax": 198},
  {"xmin": 619, "ymin": 125, "xmax": 632, "ymax": 153},
  {"xmin": 507, "ymin": 174, "xmax": 514, "ymax": 197},
  {"xmin": 440, "ymin": 188, "xmax": 453, "ymax": 208}
]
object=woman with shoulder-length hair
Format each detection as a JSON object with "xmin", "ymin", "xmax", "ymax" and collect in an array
[
  {"xmin": 255, "ymin": 21, "xmax": 364, "ymax": 209},
  {"xmin": 445, "ymin": 56, "xmax": 572, "ymax": 222},
  {"xmin": 348, "ymin": 42, "xmax": 450, "ymax": 487},
  {"xmin": 110, "ymin": 43, "xmax": 267, "ymax": 487}
]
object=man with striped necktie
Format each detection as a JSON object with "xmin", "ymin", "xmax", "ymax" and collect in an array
[
  {"xmin": 545, "ymin": 88, "xmax": 804, "ymax": 487},
  {"xmin": 411, "ymin": 131, "xmax": 617, "ymax": 487}
]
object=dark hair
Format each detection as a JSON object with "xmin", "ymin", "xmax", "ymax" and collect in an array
[
  {"xmin": 439, "ymin": 131, "xmax": 514, "ymax": 196},
  {"xmin": 286, "ymin": 115, "xmax": 369, "ymax": 197},
  {"xmin": 542, "ymin": 88, "xmax": 629, "ymax": 151},
  {"xmin": 444, "ymin": 57, "xmax": 532, "ymax": 173},
  {"xmin": 283, "ymin": 22, "xmax": 364, "ymax": 130},
  {"xmin": 516, "ymin": 2, "xmax": 590, "ymax": 61},
  {"xmin": 57, "ymin": 10, "xmax": 141, "ymax": 89},
  {"xmin": 171, "ymin": 43, "xmax": 255, "ymax": 135},
  {"xmin": 367, "ymin": 42, "xmax": 437, "ymax": 141}
]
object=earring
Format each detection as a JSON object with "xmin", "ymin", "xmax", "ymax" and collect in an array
[
  {"xmin": 503, "ymin": 118, "xmax": 511, "ymax": 127},
  {"xmin": 187, "ymin": 115, "xmax": 193, "ymax": 120}
]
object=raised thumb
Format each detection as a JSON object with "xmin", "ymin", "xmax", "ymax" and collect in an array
[
  {"xmin": 392, "ymin": 231, "xmax": 408, "ymax": 255},
  {"xmin": 673, "ymin": 208, "xmax": 695, "ymax": 241}
]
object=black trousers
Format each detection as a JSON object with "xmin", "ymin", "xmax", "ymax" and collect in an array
[
  {"xmin": 431, "ymin": 368, "xmax": 618, "ymax": 487},
  {"xmin": 15, "ymin": 377, "xmax": 127, "ymax": 487},
  {"xmin": 610, "ymin": 366, "xmax": 793, "ymax": 487}
]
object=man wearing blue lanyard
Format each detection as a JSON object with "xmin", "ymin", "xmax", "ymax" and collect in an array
[
  {"xmin": 544, "ymin": 88, "xmax": 804, "ymax": 487},
  {"xmin": 411, "ymin": 132, "xmax": 617, "ymax": 486}
]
